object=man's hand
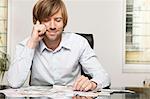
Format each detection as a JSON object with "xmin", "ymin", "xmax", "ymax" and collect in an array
[
  {"xmin": 27, "ymin": 21, "xmax": 47, "ymax": 48},
  {"xmin": 73, "ymin": 75, "xmax": 97, "ymax": 91}
]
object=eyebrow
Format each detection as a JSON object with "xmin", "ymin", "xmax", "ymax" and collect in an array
[{"xmin": 55, "ymin": 17, "xmax": 63, "ymax": 19}]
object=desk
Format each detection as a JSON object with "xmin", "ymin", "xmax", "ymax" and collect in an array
[{"xmin": 0, "ymin": 85, "xmax": 149, "ymax": 99}]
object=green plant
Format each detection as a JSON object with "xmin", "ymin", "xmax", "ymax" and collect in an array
[{"xmin": 0, "ymin": 50, "xmax": 9, "ymax": 79}]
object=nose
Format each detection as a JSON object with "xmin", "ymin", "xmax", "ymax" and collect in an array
[{"xmin": 49, "ymin": 20, "xmax": 56, "ymax": 30}]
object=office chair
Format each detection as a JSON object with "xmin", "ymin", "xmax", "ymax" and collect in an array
[{"xmin": 76, "ymin": 33, "xmax": 94, "ymax": 49}]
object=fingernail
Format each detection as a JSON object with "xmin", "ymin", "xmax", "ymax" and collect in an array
[{"xmin": 84, "ymin": 88, "xmax": 88, "ymax": 91}]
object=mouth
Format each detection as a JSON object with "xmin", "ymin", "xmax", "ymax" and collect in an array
[{"xmin": 46, "ymin": 30, "xmax": 57, "ymax": 35}]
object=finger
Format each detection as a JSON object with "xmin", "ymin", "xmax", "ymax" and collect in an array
[
  {"xmin": 90, "ymin": 81, "xmax": 97, "ymax": 90},
  {"xmin": 84, "ymin": 82, "xmax": 92, "ymax": 91},
  {"xmin": 76, "ymin": 96, "xmax": 81, "ymax": 99},
  {"xmin": 38, "ymin": 24, "xmax": 46, "ymax": 36},
  {"xmin": 39, "ymin": 30, "xmax": 46, "ymax": 36},
  {"xmin": 73, "ymin": 75, "xmax": 85, "ymax": 90},
  {"xmin": 76, "ymin": 77, "xmax": 89, "ymax": 91},
  {"xmin": 72, "ymin": 96, "xmax": 76, "ymax": 99},
  {"xmin": 36, "ymin": 20, "xmax": 40, "ymax": 25},
  {"xmin": 86, "ymin": 97, "xmax": 93, "ymax": 99},
  {"xmin": 73, "ymin": 75, "xmax": 84, "ymax": 90},
  {"xmin": 33, "ymin": 22, "xmax": 43, "ymax": 33},
  {"xmin": 78, "ymin": 77, "xmax": 89, "ymax": 91},
  {"xmin": 80, "ymin": 80, "xmax": 91, "ymax": 91},
  {"xmin": 81, "ymin": 96, "xmax": 88, "ymax": 99}
]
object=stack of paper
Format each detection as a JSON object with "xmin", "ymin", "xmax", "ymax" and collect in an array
[{"xmin": 0, "ymin": 85, "xmax": 134, "ymax": 98}]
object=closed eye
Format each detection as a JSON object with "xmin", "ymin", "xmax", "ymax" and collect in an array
[{"xmin": 55, "ymin": 17, "xmax": 63, "ymax": 22}]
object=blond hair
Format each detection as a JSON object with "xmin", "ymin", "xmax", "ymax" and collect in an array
[{"xmin": 33, "ymin": 0, "xmax": 68, "ymax": 28}]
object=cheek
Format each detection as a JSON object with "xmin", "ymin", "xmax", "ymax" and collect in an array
[{"xmin": 57, "ymin": 23, "xmax": 64, "ymax": 29}]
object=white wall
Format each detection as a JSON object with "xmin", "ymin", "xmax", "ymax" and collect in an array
[{"xmin": 6, "ymin": 0, "xmax": 150, "ymax": 87}]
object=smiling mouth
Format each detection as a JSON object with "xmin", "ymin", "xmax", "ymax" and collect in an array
[
  {"xmin": 47, "ymin": 31, "xmax": 57, "ymax": 36},
  {"xmin": 46, "ymin": 29, "xmax": 57, "ymax": 33}
]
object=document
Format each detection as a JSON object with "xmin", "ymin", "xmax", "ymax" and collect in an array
[
  {"xmin": 101, "ymin": 89, "xmax": 135, "ymax": 94},
  {"xmin": 0, "ymin": 85, "xmax": 110, "ymax": 98}
]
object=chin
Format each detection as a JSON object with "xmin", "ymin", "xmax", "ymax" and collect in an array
[
  {"xmin": 46, "ymin": 32, "xmax": 61, "ymax": 41},
  {"xmin": 48, "ymin": 37, "xmax": 57, "ymax": 41}
]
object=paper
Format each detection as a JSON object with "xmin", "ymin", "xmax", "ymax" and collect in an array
[
  {"xmin": 0, "ymin": 86, "xmax": 53, "ymax": 97},
  {"xmin": 101, "ymin": 89, "xmax": 135, "ymax": 94},
  {"xmin": 0, "ymin": 85, "xmax": 110, "ymax": 98}
]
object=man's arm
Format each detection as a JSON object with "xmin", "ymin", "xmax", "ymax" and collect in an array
[
  {"xmin": 7, "ymin": 21, "xmax": 46, "ymax": 88},
  {"xmin": 7, "ymin": 42, "xmax": 35, "ymax": 88},
  {"xmin": 73, "ymin": 38, "xmax": 110, "ymax": 91}
]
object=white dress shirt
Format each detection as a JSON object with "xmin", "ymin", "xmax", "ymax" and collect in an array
[{"xmin": 7, "ymin": 32, "xmax": 110, "ymax": 90}]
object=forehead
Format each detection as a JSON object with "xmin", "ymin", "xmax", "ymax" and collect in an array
[{"xmin": 51, "ymin": 10, "xmax": 62, "ymax": 18}]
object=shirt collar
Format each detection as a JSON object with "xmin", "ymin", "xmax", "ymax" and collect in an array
[{"xmin": 38, "ymin": 32, "xmax": 72, "ymax": 53}]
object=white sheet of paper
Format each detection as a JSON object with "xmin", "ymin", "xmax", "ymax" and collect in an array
[
  {"xmin": 0, "ymin": 85, "xmax": 110, "ymax": 98},
  {"xmin": 101, "ymin": 89, "xmax": 135, "ymax": 94}
]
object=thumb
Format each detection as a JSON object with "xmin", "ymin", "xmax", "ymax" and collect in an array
[{"xmin": 36, "ymin": 20, "xmax": 40, "ymax": 25}]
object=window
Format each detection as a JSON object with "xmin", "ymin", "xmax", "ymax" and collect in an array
[
  {"xmin": 0, "ymin": 0, "xmax": 7, "ymax": 53},
  {"xmin": 124, "ymin": 0, "xmax": 150, "ymax": 72},
  {"xmin": 0, "ymin": 0, "xmax": 8, "ymax": 76}
]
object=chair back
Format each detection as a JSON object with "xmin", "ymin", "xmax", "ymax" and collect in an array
[{"xmin": 76, "ymin": 33, "xmax": 94, "ymax": 49}]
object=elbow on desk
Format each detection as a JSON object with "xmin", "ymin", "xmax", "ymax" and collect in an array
[
  {"xmin": 7, "ymin": 80, "xmax": 23, "ymax": 88},
  {"xmin": 7, "ymin": 75, "xmax": 23, "ymax": 88}
]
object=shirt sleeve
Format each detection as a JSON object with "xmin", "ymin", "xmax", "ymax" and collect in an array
[
  {"xmin": 7, "ymin": 41, "xmax": 35, "ymax": 88},
  {"xmin": 79, "ymin": 39, "xmax": 111, "ymax": 90}
]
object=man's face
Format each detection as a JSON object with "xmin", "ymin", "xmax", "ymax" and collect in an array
[{"xmin": 41, "ymin": 10, "xmax": 64, "ymax": 42}]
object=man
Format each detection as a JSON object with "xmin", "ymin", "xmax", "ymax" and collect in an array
[{"xmin": 7, "ymin": 0, "xmax": 110, "ymax": 91}]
